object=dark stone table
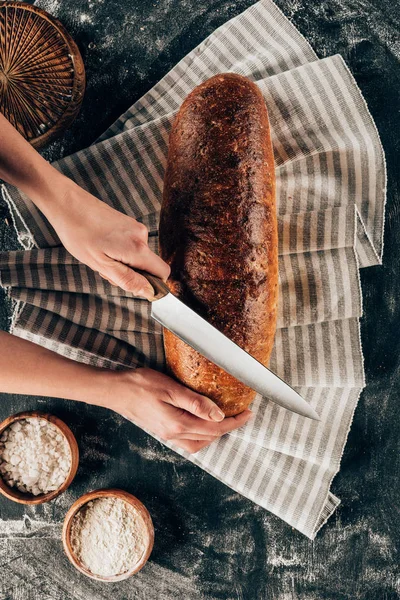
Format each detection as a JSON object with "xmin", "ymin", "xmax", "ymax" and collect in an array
[{"xmin": 0, "ymin": 1, "xmax": 398, "ymax": 598}]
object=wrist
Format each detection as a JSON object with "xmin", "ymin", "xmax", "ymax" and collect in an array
[
  {"xmin": 86, "ymin": 368, "xmax": 138, "ymax": 412},
  {"xmin": 27, "ymin": 167, "xmax": 75, "ymax": 220},
  {"xmin": 56, "ymin": 364, "xmax": 120, "ymax": 409}
]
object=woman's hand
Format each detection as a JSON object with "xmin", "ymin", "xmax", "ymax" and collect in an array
[
  {"xmin": 0, "ymin": 334, "xmax": 253, "ymax": 455},
  {"xmin": 107, "ymin": 367, "xmax": 253, "ymax": 454},
  {"xmin": 46, "ymin": 179, "xmax": 170, "ymax": 298},
  {"xmin": 0, "ymin": 114, "xmax": 169, "ymax": 298}
]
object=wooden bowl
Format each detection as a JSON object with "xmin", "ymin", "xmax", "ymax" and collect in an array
[
  {"xmin": 62, "ymin": 489, "xmax": 155, "ymax": 582},
  {"xmin": 0, "ymin": 411, "xmax": 79, "ymax": 505},
  {"xmin": 0, "ymin": 1, "xmax": 85, "ymax": 148}
]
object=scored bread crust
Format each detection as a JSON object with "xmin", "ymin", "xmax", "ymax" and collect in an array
[{"xmin": 159, "ymin": 73, "xmax": 278, "ymax": 416}]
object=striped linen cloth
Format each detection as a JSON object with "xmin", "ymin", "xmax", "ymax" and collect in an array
[{"xmin": 0, "ymin": 0, "xmax": 385, "ymax": 538}]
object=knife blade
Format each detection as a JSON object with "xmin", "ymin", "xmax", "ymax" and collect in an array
[{"xmin": 141, "ymin": 272, "xmax": 320, "ymax": 421}]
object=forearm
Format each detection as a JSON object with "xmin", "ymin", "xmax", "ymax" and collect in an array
[
  {"xmin": 0, "ymin": 113, "xmax": 70, "ymax": 218},
  {"xmin": 0, "ymin": 333, "xmax": 250, "ymax": 454},
  {"xmin": 0, "ymin": 330, "xmax": 116, "ymax": 407}
]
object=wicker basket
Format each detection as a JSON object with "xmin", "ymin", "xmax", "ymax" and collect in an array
[{"xmin": 0, "ymin": 1, "xmax": 85, "ymax": 148}]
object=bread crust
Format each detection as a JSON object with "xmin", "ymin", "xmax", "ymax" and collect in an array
[{"xmin": 159, "ymin": 73, "xmax": 278, "ymax": 416}]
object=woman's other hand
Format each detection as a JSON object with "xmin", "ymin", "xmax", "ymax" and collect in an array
[{"xmin": 107, "ymin": 367, "xmax": 253, "ymax": 454}]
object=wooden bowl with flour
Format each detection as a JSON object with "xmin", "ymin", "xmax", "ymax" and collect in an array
[
  {"xmin": 62, "ymin": 489, "xmax": 154, "ymax": 582},
  {"xmin": 0, "ymin": 410, "xmax": 79, "ymax": 505}
]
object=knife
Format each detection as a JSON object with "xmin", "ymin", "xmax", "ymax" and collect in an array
[{"xmin": 140, "ymin": 272, "xmax": 320, "ymax": 421}]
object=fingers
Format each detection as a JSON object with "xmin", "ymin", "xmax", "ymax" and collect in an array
[
  {"xmin": 165, "ymin": 387, "xmax": 225, "ymax": 422},
  {"xmin": 172, "ymin": 432, "xmax": 221, "ymax": 440},
  {"xmin": 134, "ymin": 245, "xmax": 170, "ymax": 282},
  {"xmin": 176, "ymin": 409, "xmax": 253, "ymax": 439},
  {"xmin": 106, "ymin": 238, "xmax": 170, "ymax": 282},
  {"xmin": 99, "ymin": 260, "xmax": 154, "ymax": 298},
  {"xmin": 117, "ymin": 367, "xmax": 253, "ymax": 454},
  {"xmin": 133, "ymin": 221, "xmax": 149, "ymax": 243},
  {"xmin": 170, "ymin": 439, "xmax": 213, "ymax": 454}
]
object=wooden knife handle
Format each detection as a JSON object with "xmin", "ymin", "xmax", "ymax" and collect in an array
[{"xmin": 136, "ymin": 270, "xmax": 170, "ymax": 302}]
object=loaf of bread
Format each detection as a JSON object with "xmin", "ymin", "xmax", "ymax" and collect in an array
[{"xmin": 159, "ymin": 73, "xmax": 278, "ymax": 416}]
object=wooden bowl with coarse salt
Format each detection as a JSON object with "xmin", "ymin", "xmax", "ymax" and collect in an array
[
  {"xmin": 0, "ymin": 411, "xmax": 79, "ymax": 505},
  {"xmin": 62, "ymin": 489, "xmax": 154, "ymax": 582}
]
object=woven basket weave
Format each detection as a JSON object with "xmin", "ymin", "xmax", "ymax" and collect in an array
[{"xmin": 0, "ymin": 1, "xmax": 85, "ymax": 148}]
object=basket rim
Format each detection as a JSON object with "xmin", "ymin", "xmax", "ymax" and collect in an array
[{"xmin": 0, "ymin": 1, "xmax": 86, "ymax": 149}]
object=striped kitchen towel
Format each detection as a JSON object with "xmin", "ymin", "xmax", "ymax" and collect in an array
[{"xmin": 0, "ymin": 0, "xmax": 386, "ymax": 538}]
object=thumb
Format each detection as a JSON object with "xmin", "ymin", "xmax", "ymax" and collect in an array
[
  {"xmin": 99, "ymin": 260, "xmax": 154, "ymax": 298},
  {"xmin": 167, "ymin": 387, "xmax": 225, "ymax": 422}
]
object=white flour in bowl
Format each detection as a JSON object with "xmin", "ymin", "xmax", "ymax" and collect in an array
[
  {"xmin": 70, "ymin": 497, "xmax": 147, "ymax": 577},
  {"xmin": 0, "ymin": 418, "xmax": 71, "ymax": 495}
]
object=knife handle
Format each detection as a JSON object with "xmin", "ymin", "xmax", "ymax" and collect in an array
[{"xmin": 136, "ymin": 270, "xmax": 170, "ymax": 302}]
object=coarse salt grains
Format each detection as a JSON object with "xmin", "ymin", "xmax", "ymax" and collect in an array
[{"xmin": 0, "ymin": 418, "xmax": 71, "ymax": 496}]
